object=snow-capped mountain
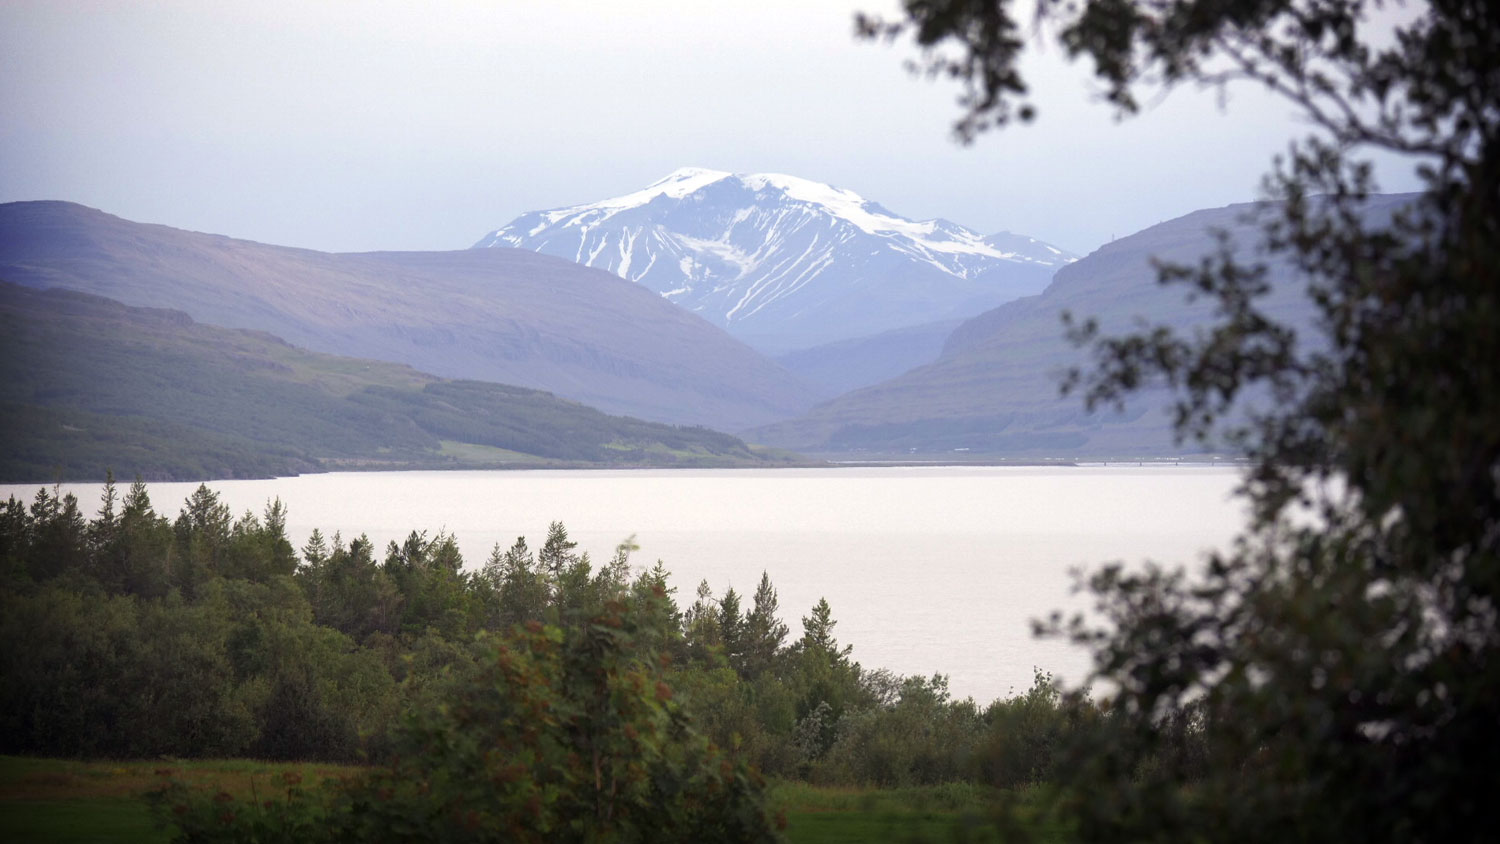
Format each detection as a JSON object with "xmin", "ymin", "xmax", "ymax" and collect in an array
[{"xmin": 474, "ymin": 168, "xmax": 1076, "ymax": 353}]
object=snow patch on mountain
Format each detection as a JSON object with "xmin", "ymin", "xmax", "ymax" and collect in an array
[{"xmin": 476, "ymin": 168, "xmax": 1077, "ymax": 352}]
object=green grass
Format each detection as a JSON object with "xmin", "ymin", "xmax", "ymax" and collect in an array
[
  {"xmin": 0, "ymin": 798, "xmax": 159, "ymax": 844},
  {"xmin": 782, "ymin": 811, "xmax": 1002, "ymax": 844},
  {"xmin": 769, "ymin": 781, "xmax": 1066, "ymax": 844},
  {"xmin": 435, "ymin": 439, "xmax": 558, "ymax": 465},
  {"xmin": 0, "ymin": 757, "xmax": 363, "ymax": 844},
  {"xmin": 0, "ymin": 757, "xmax": 1066, "ymax": 843}
]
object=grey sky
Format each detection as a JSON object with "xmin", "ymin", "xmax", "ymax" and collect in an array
[{"xmin": 1, "ymin": 0, "xmax": 1422, "ymax": 257}]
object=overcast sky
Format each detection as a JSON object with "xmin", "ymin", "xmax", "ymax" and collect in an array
[{"xmin": 1, "ymin": 0, "xmax": 1422, "ymax": 256}]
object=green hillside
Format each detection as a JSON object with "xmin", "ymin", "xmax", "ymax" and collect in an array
[
  {"xmin": 0, "ymin": 201, "xmax": 818, "ymax": 431},
  {"xmin": 0, "ymin": 283, "xmax": 798, "ymax": 481}
]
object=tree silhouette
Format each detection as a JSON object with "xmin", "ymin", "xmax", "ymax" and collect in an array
[{"xmin": 863, "ymin": 1, "xmax": 1499, "ymax": 838}]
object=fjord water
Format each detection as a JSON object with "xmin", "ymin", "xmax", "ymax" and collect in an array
[{"xmin": 6, "ymin": 466, "xmax": 1245, "ymax": 704}]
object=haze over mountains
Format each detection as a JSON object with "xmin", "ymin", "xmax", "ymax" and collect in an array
[
  {"xmin": 1, "ymin": 186, "xmax": 1408, "ymax": 477},
  {"xmin": 475, "ymin": 168, "xmax": 1076, "ymax": 354},
  {"xmin": 0, "ymin": 282, "xmax": 794, "ymax": 481},
  {"xmin": 0, "ymin": 201, "xmax": 816, "ymax": 431},
  {"xmin": 752, "ymin": 194, "xmax": 1415, "ymax": 456},
  {"xmin": 772, "ymin": 318, "xmax": 964, "ymax": 397}
]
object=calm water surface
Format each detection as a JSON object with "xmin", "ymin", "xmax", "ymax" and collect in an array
[{"xmin": 5, "ymin": 466, "xmax": 1246, "ymax": 704}]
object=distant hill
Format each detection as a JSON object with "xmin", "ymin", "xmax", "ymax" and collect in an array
[
  {"xmin": 0, "ymin": 283, "xmax": 800, "ymax": 482},
  {"xmin": 750, "ymin": 195, "xmax": 1415, "ymax": 456},
  {"xmin": 773, "ymin": 319, "xmax": 962, "ymax": 397},
  {"xmin": 0, "ymin": 201, "xmax": 817, "ymax": 431},
  {"xmin": 475, "ymin": 168, "xmax": 1075, "ymax": 353}
]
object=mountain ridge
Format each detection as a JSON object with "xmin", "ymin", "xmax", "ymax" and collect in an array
[
  {"xmin": 475, "ymin": 168, "xmax": 1076, "ymax": 353},
  {"xmin": 749, "ymin": 194, "xmax": 1417, "ymax": 455},
  {"xmin": 0, "ymin": 200, "xmax": 818, "ymax": 431}
]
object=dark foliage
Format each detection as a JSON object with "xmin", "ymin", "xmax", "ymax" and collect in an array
[
  {"xmin": 865, "ymin": 0, "xmax": 1500, "ymax": 840},
  {"xmin": 158, "ymin": 599, "xmax": 783, "ymax": 843},
  {"xmin": 2, "ymin": 480, "xmax": 1082, "ymax": 804}
]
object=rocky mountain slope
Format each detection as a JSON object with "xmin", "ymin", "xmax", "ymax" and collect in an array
[
  {"xmin": 750, "ymin": 195, "xmax": 1414, "ymax": 456},
  {"xmin": 475, "ymin": 168, "xmax": 1075, "ymax": 353},
  {"xmin": 0, "ymin": 201, "xmax": 817, "ymax": 430}
]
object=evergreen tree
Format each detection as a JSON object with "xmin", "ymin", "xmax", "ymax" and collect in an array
[
  {"xmin": 259, "ymin": 498, "xmax": 298, "ymax": 576},
  {"xmin": 26, "ymin": 486, "xmax": 88, "ymax": 581},
  {"xmin": 718, "ymin": 586, "xmax": 746, "ymax": 671},
  {"xmin": 538, "ymin": 520, "xmax": 577, "ymax": 581},
  {"xmin": 743, "ymin": 571, "xmax": 790, "ymax": 680},
  {"xmin": 791, "ymin": 598, "xmax": 862, "ymax": 759},
  {"xmin": 174, "ymin": 484, "xmax": 232, "ymax": 592},
  {"xmin": 114, "ymin": 479, "xmax": 174, "ymax": 597},
  {"xmin": 87, "ymin": 470, "xmax": 118, "ymax": 561},
  {"xmin": 0, "ymin": 495, "xmax": 27, "ymax": 584},
  {"xmin": 632, "ymin": 561, "xmax": 686, "ymax": 661},
  {"xmin": 798, "ymin": 598, "xmax": 849, "ymax": 659},
  {"xmin": 301, "ymin": 527, "xmax": 329, "ymax": 568},
  {"xmin": 683, "ymin": 579, "xmax": 722, "ymax": 666},
  {"xmin": 483, "ymin": 536, "xmax": 550, "ymax": 628},
  {"xmin": 307, "ymin": 534, "xmax": 402, "ymax": 642},
  {"xmin": 600, "ymin": 535, "xmax": 638, "ymax": 592},
  {"xmin": 383, "ymin": 530, "xmax": 469, "ymax": 638}
]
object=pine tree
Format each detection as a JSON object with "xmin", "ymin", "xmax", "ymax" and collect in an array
[
  {"xmin": 88, "ymin": 470, "xmax": 118, "ymax": 554},
  {"xmin": 798, "ymin": 598, "xmax": 848, "ymax": 659},
  {"xmin": 301, "ymin": 527, "xmax": 329, "ymax": 568},
  {"xmin": 115, "ymin": 479, "xmax": 173, "ymax": 597},
  {"xmin": 718, "ymin": 586, "xmax": 746, "ymax": 671},
  {"xmin": 174, "ymin": 484, "xmax": 231, "ymax": 591},
  {"xmin": 792, "ymin": 597, "xmax": 859, "ymax": 760},
  {"xmin": 485, "ymin": 536, "xmax": 548, "ymax": 628},
  {"xmin": 742, "ymin": 570, "xmax": 790, "ymax": 680},
  {"xmin": 683, "ymin": 579, "xmax": 722, "ymax": 666},
  {"xmin": 259, "ymin": 498, "xmax": 297, "ymax": 577},
  {"xmin": 538, "ymin": 521, "xmax": 577, "ymax": 581},
  {"xmin": 26, "ymin": 485, "xmax": 88, "ymax": 580}
]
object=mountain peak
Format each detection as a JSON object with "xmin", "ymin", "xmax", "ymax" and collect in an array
[
  {"xmin": 651, "ymin": 166, "xmax": 732, "ymax": 184},
  {"xmin": 638, "ymin": 166, "xmax": 734, "ymax": 198},
  {"xmin": 476, "ymin": 170, "xmax": 1077, "ymax": 352}
]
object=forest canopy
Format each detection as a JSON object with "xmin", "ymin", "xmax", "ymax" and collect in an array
[{"xmin": 1, "ymin": 480, "xmax": 1096, "ymax": 840}]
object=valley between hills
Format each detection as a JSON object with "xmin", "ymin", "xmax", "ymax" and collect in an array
[{"xmin": 0, "ymin": 172, "xmax": 1413, "ymax": 482}]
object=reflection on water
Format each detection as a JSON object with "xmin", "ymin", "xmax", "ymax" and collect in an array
[{"xmin": 3, "ymin": 466, "xmax": 1245, "ymax": 704}]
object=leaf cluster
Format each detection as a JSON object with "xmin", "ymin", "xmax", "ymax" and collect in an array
[{"xmin": 865, "ymin": 0, "xmax": 1500, "ymax": 839}]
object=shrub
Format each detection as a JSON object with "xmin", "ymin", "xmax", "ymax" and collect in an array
[{"xmin": 159, "ymin": 591, "xmax": 784, "ymax": 843}]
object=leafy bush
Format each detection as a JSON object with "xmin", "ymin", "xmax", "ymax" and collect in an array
[
  {"xmin": 817, "ymin": 674, "xmax": 984, "ymax": 787},
  {"xmin": 158, "ymin": 593, "xmax": 784, "ymax": 843},
  {"xmin": 972, "ymin": 670, "xmax": 1095, "ymax": 789}
]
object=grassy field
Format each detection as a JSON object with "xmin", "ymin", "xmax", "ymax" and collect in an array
[
  {"xmin": 0, "ymin": 756, "xmax": 1061, "ymax": 843},
  {"xmin": 0, "ymin": 757, "xmax": 360, "ymax": 844},
  {"xmin": 767, "ymin": 780, "xmax": 1053, "ymax": 843}
]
